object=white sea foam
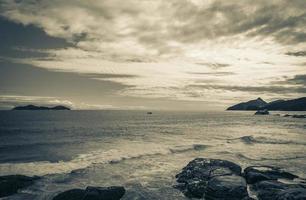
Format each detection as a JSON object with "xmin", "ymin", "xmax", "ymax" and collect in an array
[{"xmin": 0, "ymin": 142, "xmax": 208, "ymax": 176}]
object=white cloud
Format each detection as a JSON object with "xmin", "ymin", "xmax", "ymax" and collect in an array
[{"xmin": 1, "ymin": 0, "xmax": 306, "ymax": 106}]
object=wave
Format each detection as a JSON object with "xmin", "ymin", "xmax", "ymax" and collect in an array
[
  {"xmin": 0, "ymin": 143, "xmax": 208, "ymax": 176},
  {"xmin": 0, "ymin": 140, "xmax": 77, "ymax": 151},
  {"xmin": 229, "ymin": 135, "xmax": 306, "ymax": 146},
  {"xmin": 236, "ymin": 153, "xmax": 306, "ymax": 161},
  {"xmin": 169, "ymin": 144, "xmax": 208, "ymax": 153}
]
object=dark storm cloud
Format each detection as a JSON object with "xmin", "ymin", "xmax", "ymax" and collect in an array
[
  {"xmin": 273, "ymin": 75, "xmax": 306, "ymax": 86},
  {"xmin": 195, "ymin": 62, "xmax": 230, "ymax": 69},
  {"xmin": 0, "ymin": 61, "xmax": 130, "ymax": 100},
  {"xmin": 187, "ymin": 84, "xmax": 306, "ymax": 94},
  {"xmin": 124, "ymin": 0, "xmax": 306, "ymax": 52},
  {"xmin": 0, "ymin": 17, "xmax": 70, "ymax": 49},
  {"xmin": 83, "ymin": 73, "xmax": 138, "ymax": 79},
  {"xmin": 0, "ymin": 16, "xmax": 71, "ymax": 58},
  {"xmin": 3, "ymin": 0, "xmax": 306, "ymax": 58},
  {"xmin": 288, "ymin": 75, "xmax": 306, "ymax": 86},
  {"xmin": 285, "ymin": 51, "xmax": 306, "ymax": 57},
  {"xmin": 188, "ymin": 72, "xmax": 235, "ymax": 76}
]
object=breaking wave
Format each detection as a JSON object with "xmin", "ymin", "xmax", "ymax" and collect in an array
[
  {"xmin": 0, "ymin": 143, "xmax": 208, "ymax": 176},
  {"xmin": 229, "ymin": 135, "xmax": 306, "ymax": 146},
  {"xmin": 236, "ymin": 153, "xmax": 306, "ymax": 161}
]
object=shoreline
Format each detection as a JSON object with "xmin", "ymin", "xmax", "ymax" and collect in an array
[{"xmin": 2, "ymin": 157, "xmax": 306, "ymax": 199}]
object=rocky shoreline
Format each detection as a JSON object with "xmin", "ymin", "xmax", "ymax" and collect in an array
[
  {"xmin": 1, "ymin": 158, "xmax": 306, "ymax": 199},
  {"xmin": 174, "ymin": 158, "xmax": 306, "ymax": 199}
]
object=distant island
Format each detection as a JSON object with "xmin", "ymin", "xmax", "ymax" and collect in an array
[
  {"xmin": 227, "ymin": 97, "xmax": 306, "ymax": 111},
  {"xmin": 12, "ymin": 105, "xmax": 71, "ymax": 111}
]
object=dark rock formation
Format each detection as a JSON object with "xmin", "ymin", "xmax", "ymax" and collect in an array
[
  {"xmin": 264, "ymin": 97, "xmax": 306, "ymax": 111},
  {"xmin": 292, "ymin": 114, "xmax": 306, "ymax": 118},
  {"xmin": 175, "ymin": 158, "xmax": 248, "ymax": 199},
  {"xmin": 244, "ymin": 166, "xmax": 298, "ymax": 184},
  {"xmin": 53, "ymin": 189, "xmax": 84, "ymax": 200},
  {"xmin": 227, "ymin": 98, "xmax": 267, "ymax": 111},
  {"xmin": 245, "ymin": 166, "xmax": 305, "ymax": 200},
  {"xmin": 0, "ymin": 175, "xmax": 40, "ymax": 198},
  {"xmin": 254, "ymin": 109, "xmax": 269, "ymax": 115},
  {"xmin": 205, "ymin": 175, "xmax": 248, "ymax": 200},
  {"xmin": 227, "ymin": 97, "xmax": 306, "ymax": 111},
  {"xmin": 53, "ymin": 186, "xmax": 126, "ymax": 200},
  {"xmin": 276, "ymin": 188, "xmax": 306, "ymax": 199},
  {"xmin": 175, "ymin": 158, "xmax": 306, "ymax": 200},
  {"xmin": 253, "ymin": 180, "xmax": 306, "ymax": 200},
  {"xmin": 12, "ymin": 105, "xmax": 71, "ymax": 111},
  {"xmin": 282, "ymin": 114, "xmax": 306, "ymax": 118}
]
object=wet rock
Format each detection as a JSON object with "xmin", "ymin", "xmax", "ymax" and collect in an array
[
  {"xmin": 53, "ymin": 189, "xmax": 85, "ymax": 200},
  {"xmin": 185, "ymin": 180, "xmax": 207, "ymax": 198},
  {"xmin": 244, "ymin": 166, "xmax": 298, "ymax": 184},
  {"xmin": 175, "ymin": 158, "xmax": 246, "ymax": 198},
  {"xmin": 53, "ymin": 186, "xmax": 126, "ymax": 200},
  {"xmin": 282, "ymin": 114, "xmax": 306, "ymax": 118},
  {"xmin": 292, "ymin": 115, "xmax": 306, "ymax": 119},
  {"xmin": 0, "ymin": 175, "xmax": 40, "ymax": 197},
  {"xmin": 84, "ymin": 186, "xmax": 126, "ymax": 200},
  {"xmin": 244, "ymin": 166, "xmax": 304, "ymax": 199},
  {"xmin": 253, "ymin": 180, "xmax": 291, "ymax": 200},
  {"xmin": 175, "ymin": 158, "xmax": 305, "ymax": 200},
  {"xmin": 176, "ymin": 158, "xmax": 241, "ymax": 184},
  {"xmin": 252, "ymin": 180, "xmax": 305, "ymax": 200},
  {"xmin": 276, "ymin": 188, "xmax": 306, "ymax": 200},
  {"xmin": 205, "ymin": 175, "xmax": 248, "ymax": 200}
]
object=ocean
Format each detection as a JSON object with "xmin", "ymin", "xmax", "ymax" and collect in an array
[{"xmin": 0, "ymin": 110, "xmax": 305, "ymax": 199}]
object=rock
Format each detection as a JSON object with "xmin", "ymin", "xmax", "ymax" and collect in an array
[
  {"xmin": 245, "ymin": 167, "xmax": 305, "ymax": 200},
  {"xmin": 227, "ymin": 97, "xmax": 267, "ymax": 111},
  {"xmin": 0, "ymin": 175, "xmax": 40, "ymax": 198},
  {"xmin": 292, "ymin": 115, "xmax": 306, "ymax": 118},
  {"xmin": 175, "ymin": 158, "xmax": 246, "ymax": 199},
  {"xmin": 205, "ymin": 175, "xmax": 248, "ymax": 200},
  {"xmin": 255, "ymin": 109, "xmax": 269, "ymax": 115},
  {"xmin": 53, "ymin": 189, "xmax": 85, "ymax": 200},
  {"xmin": 175, "ymin": 159, "xmax": 305, "ymax": 200},
  {"xmin": 53, "ymin": 186, "xmax": 125, "ymax": 200},
  {"xmin": 253, "ymin": 180, "xmax": 291, "ymax": 200},
  {"xmin": 176, "ymin": 158, "xmax": 241, "ymax": 184},
  {"xmin": 252, "ymin": 180, "xmax": 305, "ymax": 200},
  {"xmin": 244, "ymin": 166, "xmax": 298, "ymax": 184},
  {"xmin": 83, "ymin": 186, "xmax": 126, "ymax": 200},
  {"xmin": 276, "ymin": 188, "xmax": 306, "ymax": 200},
  {"xmin": 185, "ymin": 180, "xmax": 207, "ymax": 198}
]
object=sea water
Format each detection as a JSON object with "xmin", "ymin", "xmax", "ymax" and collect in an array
[{"xmin": 0, "ymin": 110, "xmax": 305, "ymax": 199}]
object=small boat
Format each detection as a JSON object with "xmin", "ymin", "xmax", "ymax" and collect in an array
[
  {"xmin": 147, "ymin": 112, "xmax": 153, "ymax": 115},
  {"xmin": 254, "ymin": 109, "xmax": 269, "ymax": 115}
]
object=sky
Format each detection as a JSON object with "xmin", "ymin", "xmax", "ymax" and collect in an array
[{"xmin": 0, "ymin": 0, "xmax": 305, "ymax": 110}]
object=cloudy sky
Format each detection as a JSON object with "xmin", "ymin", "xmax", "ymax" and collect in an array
[{"xmin": 0, "ymin": 0, "xmax": 305, "ymax": 110}]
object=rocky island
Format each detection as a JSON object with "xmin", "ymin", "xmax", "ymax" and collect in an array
[
  {"xmin": 12, "ymin": 105, "xmax": 71, "ymax": 111},
  {"xmin": 227, "ymin": 97, "xmax": 306, "ymax": 111}
]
